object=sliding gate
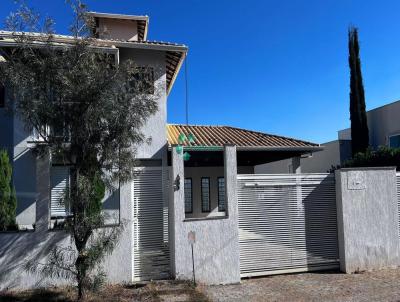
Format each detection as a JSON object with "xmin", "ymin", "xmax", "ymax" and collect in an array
[{"xmin": 237, "ymin": 173, "xmax": 339, "ymax": 277}]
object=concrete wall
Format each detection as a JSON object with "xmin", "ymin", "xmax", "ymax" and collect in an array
[
  {"xmin": 184, "ymin": 166, "xmax": 253, "ymax": 219},
  {"xmin": 0, "ymin": 153, "xmax": 134, "ymax": 290},
  {"xmin": 255, "ymin": 140, "xmax": 352, "ymax": 174},
  {"xmin": 98, "ymin": 18, "xmax": 139, "ymax": 41},
  {"xmin": 119, "ymin": 48, "xmax": 167, "ymax": 160},
  {"xmin": 338, "ymin": 100, "xmax": 400, "ymax": 149},
  {"xmin": 335, "ymin": 167, "xmax": 400, "ymax": 273},
  {"xmin": 170, "ymin": 146, "xmax": 241, "ymax": 285}
]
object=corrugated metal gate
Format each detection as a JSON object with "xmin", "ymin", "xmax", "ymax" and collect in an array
[
  {"xmin": 132, "ymin": 167, "xmax": 170, "ymax": 281},
  {"xmin": 237, "ymin": 173, "xmax": 339, "ymax": 277}
]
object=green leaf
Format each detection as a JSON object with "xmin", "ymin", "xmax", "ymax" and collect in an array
[
  {"xmin": 176, "ymin": 145, "xmax": 183, "ymax": 154},
  {"xmin": 178, "ymin": 133, "xmax": 187, "ymax": 144},
  {"xmin": 183, "ymin": 152, "xmax": 191, "ymax": 161}
]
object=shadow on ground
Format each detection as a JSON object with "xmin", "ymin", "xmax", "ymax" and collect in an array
[{"xmin": 0, "ymin": 281, "xmax": 211, "ymax": 302}]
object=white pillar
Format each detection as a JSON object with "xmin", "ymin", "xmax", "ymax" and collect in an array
[
  {"xmin": 169, "ymin": 145, "xmax": 184, "ymax": 277},
  {"xmin": 224, "ymin": 144, "xmax": 238, "ymax": 217},
  {"xmin": 292, "ymin": 156, "xmax": 301, "ymax": 174}
]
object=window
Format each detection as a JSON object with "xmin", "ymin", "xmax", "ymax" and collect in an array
[
  {"xmin": 50, "ymin": 165, "xmax": 71, "ymax": 219},
  {"xmin": 0, "ymin": 84, "xmax": 4, "ymax": 108},
  {"xmin": 131, "ymin": 67, "xmax": 154, "ymax": 94},
  {"xmin": 201, "ymin": 177, "xmax": 210, "ymax": 212},
  {"xmin": 218, "ymin": 177, "xmax": 225, "ymax": 212},
  {"xmin": 389, "ymin": 134, "xmax": 400, "ymax": 148},
  {"xmin": 184, "ymin": 178, "xmax": 193, "ymax": 214}
]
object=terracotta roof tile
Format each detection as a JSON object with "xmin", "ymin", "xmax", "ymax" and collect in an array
[{"xmin": 167, "ymin": 124, "xmax": 320, "ymax": 150}]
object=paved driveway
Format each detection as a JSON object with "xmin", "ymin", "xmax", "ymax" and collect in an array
[{"xmin": 205, "ymin": 269, "xmax": 400, "ymax": 302}]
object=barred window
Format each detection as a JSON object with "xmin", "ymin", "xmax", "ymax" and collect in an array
[
  {"xmin": 131, "ymin": 67, "xmax": 154, "ymax": 94},
  {"xmin": 201, "ymin": 177, "xmax": 210, "ymax": 212},
  {"xmin": 184, "ymin": 178, "xmax": 193, "ymax": 214},
  {"xmin": 218, "ymin": 177, "xmax": 225, "ymax": 212}
]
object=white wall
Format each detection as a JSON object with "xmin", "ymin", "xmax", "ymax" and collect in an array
[
  {"xmin": 335, "ymin": 167, "xmax": 400, "ymax": 273},
  {"xmin": 98, "ymin": 18, "xmax": 139, "ymax": 41},
  {"xmin": 339, "ymin": 100, "xmax": 400, "ymax": 149},
  {"xmin": 0, "ymin": 155, "xmax": 134, "ymax": 290},
  {"xmin": 119, "ymin": 48, "xmax": 167, "ymax": 160},
  {"xmin": 170, "ymin": 146, "xmax": 241, "ymax": 285}
]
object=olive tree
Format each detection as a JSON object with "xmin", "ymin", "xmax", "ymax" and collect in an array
[{"xmin": 0, "ymin": 1, "xmax": 158, "ymax": 299}]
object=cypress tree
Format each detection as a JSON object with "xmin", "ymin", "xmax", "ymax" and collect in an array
[
  {"xmin": 348, "ymin": 26, "xmax": 369, "ymax": 156},
  {"xmin": 0, "ymin": 149, "xmax": 17, "ymax": 230}
]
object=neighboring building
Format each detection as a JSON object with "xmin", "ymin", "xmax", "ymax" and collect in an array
[
  {"xmin": 0, "ymin": 12, "xmax": 322, "ymax": 289},
  {"xmin": 256, "ymin": 100, "xmax": 400, "ymax": 174}
]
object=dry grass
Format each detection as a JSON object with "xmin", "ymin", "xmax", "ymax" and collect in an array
[{"xmin": 0, "ymin": 281, "xmax": 211, "ymax": 302}]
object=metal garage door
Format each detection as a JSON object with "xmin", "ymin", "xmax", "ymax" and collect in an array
[
  {"xmin": 132, "ymin": 167, "xmax": 170, "ymax": 281},
  {"xmin": 237, "ymin": 173, "xmax": 339, "ymax": 277}
]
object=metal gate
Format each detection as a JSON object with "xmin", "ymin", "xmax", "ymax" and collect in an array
[
  {"xmin": 132, "ymin": 167, "xmax": 170, "ymax": 281},
  {"xmin": 237, "ymin": 173, "xmax": 339, "ymax": 277}
]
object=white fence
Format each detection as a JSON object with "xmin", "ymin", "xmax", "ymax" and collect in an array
[{"xmin": 237, "ymin": 173, "xmax": 339, "ymax": 277}]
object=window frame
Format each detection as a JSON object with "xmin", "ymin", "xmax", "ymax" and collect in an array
[
  {"xmin": 184, "ymin": 177, "xmax": 193, "ymax": 214},
  {"xmin": 388, "ymin": 133, "xmax": 400, "ymax": 148},
  {"xmin": 217, "ymin": 177, "xmax": 226, "ymax": 212},
  {"xmin": 201, "ymin": 177, "xmax": 211, "ymax": 213}
]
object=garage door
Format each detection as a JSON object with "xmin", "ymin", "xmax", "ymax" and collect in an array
[{"xmin": 237, "ymin": 173, "xmax": 339, "ymax": 277}]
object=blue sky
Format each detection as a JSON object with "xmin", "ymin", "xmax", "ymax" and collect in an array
[{"xmin": 1, "ymin": 1, "xmax": 400, "ymax": 143}]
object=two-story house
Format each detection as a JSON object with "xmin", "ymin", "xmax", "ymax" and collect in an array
[{"xmin": 0, "ymin": 12, "xmax": 323, "ymax": 289}]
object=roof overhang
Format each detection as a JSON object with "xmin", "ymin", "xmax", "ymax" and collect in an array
[
  {"xmin": 167, "ymin": 145, "xmax": 323, "ymax": 152},
  {"xmin": 0, "ymin": 31, "xmax": 188, "ymax": 94},
  {"xmin": 0, "ymin": 34, "xmax": 120, "ymax": 65}
]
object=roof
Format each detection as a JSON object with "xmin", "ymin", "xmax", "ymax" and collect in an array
[
  {"xmin": 167, "ymin": 124, "xmax": 321, "ymax": 151},
  {"xmin": 0, "ymin": 31, "xmax": 187, "ymax": 94},
  {"xmin": 86, "ymin": 12, "xmax": 149, "ymax": 41}
]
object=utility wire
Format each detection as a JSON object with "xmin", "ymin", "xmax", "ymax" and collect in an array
[{"xmin": 185, "ymin": 55, "xmax": 189, "ymax": 125}]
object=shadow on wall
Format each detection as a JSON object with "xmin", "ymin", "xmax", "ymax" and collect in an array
[
  {"xmin": 0, "ymin": 230, "xmax": 68, "ymax": 290},
  {"xmin": 13, "ymin": 149, "xmax": 37, "ymax": 226},
  {"xmin": 303, "ymin": 176, "xmax": 339, "ymax": 268}
]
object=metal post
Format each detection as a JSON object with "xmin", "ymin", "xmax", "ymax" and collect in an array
[{"xmin": 191, "ymin": 243, "xmax": 196, "ymax": 286}]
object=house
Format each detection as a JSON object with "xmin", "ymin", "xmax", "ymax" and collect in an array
[
  {"xmin": 256, "ymin": 100, "xmax": 400, "ymax": 174},
  {"xmin": 0, "ymin": 11, "xmax": 326, "ymax": 289}
]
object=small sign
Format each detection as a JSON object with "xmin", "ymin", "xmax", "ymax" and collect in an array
[
  {"xmin": 188, "ymin": 231, "xmax": 196, "ymax": 244},
  {"xmin": 347, "ymin": 171, "xmax": 366, "ymax": 190}
]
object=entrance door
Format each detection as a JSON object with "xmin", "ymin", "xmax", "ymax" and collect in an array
[{"xmin": 132, "ymin": 167, "xmax": 170, "ymax": 281}]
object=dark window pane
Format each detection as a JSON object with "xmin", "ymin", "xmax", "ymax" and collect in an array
[
  {"xmin": 389, "ymin": 135, "xmax": 400, "ymax": 148},
  {"xmin": 218, "ymin": 177, "xmax": 225, "ymax": 212},
  {"xmin": 201, "ymin": 177, "xmax": 210, "ymax": 212},
  {"xmin": 184, "ymin": 178, "xmax": 192, "ymax": 214}
]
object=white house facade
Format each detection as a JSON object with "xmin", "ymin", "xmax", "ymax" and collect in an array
[{"xmin": 1, "ymin": 12, "xmax": 399, "ymax": 290}]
